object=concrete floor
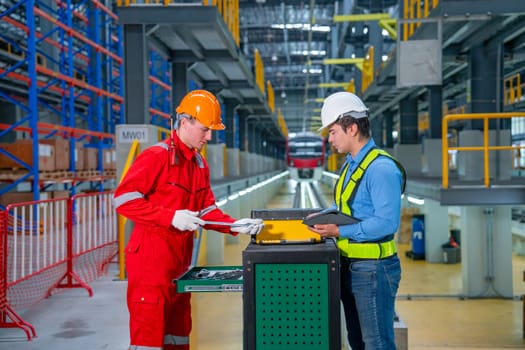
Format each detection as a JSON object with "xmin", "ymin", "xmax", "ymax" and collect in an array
[{"xmin": 1, "ymin": 180, "xmax": 525, "ymax": 349}]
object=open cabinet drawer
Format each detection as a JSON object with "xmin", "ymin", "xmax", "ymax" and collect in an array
[{"xmin": 174, "ymin": 265, "xmax": 243, "ymax": 293}]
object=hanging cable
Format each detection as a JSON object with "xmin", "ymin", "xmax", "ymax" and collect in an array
[{"xmin": 302, "ymin": 0, "xmax": 316, "ymax": 132}]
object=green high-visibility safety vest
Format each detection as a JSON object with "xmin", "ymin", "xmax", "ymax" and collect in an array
[
  {"xmin": 334, "ymin": 147, "xmax": 406, "ymax": 257},
  {"xmin": 334, "ymin": 147, "xmax": 406, "ymax": 217}
]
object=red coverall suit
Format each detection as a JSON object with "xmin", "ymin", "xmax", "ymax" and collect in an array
[{"xmin": 114, "ymin": 133, "xmax": 236, "ymax": 350}]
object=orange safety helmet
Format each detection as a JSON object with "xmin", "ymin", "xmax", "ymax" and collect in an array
[{"xmin": 175, "ymin": 90, "xmax": 225, "ymax": 130}]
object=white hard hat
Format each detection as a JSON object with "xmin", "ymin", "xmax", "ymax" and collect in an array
[{"xmin": 319, "ymin": 92, "xmax": 369, "ymax": 130}]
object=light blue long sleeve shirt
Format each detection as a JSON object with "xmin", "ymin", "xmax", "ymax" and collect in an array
[{"xmin": 333, "ymin": 139, "xmax": 404, "ymax": 242}]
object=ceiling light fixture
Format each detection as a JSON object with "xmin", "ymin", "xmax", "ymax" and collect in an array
[{"xmin": 270, "ymin": 24, "xmax": 330, "ymax": 32}]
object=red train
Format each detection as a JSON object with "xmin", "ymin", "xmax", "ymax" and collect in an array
[{"xmin": 286, "ymin": 131, "xmax": 326, "ymax": 181}]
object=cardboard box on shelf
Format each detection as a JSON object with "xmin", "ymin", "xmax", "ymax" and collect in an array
[
  {"xmin": 74, "ymin": 144, "xmax": 85, "ymax": 170},
  {"xmin": 102, "ymin": 149, "xmax": 116, "ymax": 170},
  {"xmin": 0, "ymin": 140, "xmax": 55, "ymax": 171},
  {"xmin": 84, "ymin": 148, "xmax": 98, "ymax": 170},
  {"xmin": 0, "ymin": 191, "xmax": 36, "ymax": 206},
  {"xmin": 40, "ymin": 138, "xmax": 70, "ymax": 171},
  {"xmin": 51, "ymin": 190, "xmax": 70, "ymax": 199}
]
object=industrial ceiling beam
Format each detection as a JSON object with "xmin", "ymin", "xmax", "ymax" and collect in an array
[
  {"xmin": 318, "ymin": 82, "xmax": 351, "ymax": 88},
  {"xmin": 323, "ymin": 58, "xmax": 364, "ymax": 65},
  {"xmin": 333, "ymin": 13, "xmax": 391, "ymax": 23}
]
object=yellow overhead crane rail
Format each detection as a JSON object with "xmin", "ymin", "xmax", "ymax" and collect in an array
[
  {"xmin": 322, "ymin": 46, "xmax": 374, "ymax": 94},
  {"xmin": 323, "ymin": 57, "xmax": 364, "ymax": 67},
  {"xmin": 117, "ymin": 0, "xmax": 240, "ymax": 46},
  {"xmin": 277, "ymin": 108, "xmax": 288, "ymax": 139},
  {"xmin": 267, "ymin": 80, "xmax": 275, "ymax": 113},
  {"xmin": 254, "ymin": 48, "xmax": 265, "ymax": 97},
  {"xmin": 333, "ymin": 1, "xmax": 439, "ymax": 41},
  {"xmin": 333, "ymin": 13, "xmax": 391, "ymax": 22},
  {"xmin": 318, "ymin": 82, "xmax": 351, "ymax": 88},
  {"xmin": 361, "ymin": 46, "xmax": 374, "ymax": 93},
  {"xmin": 346, "ymin": 78, "xmax": 356, "ymax": 93},
  {"xmin": 203, "ymin": 0, "xmax": 240, "ymax": 46},
  {"xmin": 403, "ymin": 0, "xmax": 440, "ymax": 40},
  {"xmin": 318, "ymin": 78, "xmax": 355, "ymax": 93},
  {"xmin": 504, "ymin": 73, "xmax": 523, "ymax": 106},
  {"xmin": 333, "ymin": 12, "xmax": 396, "ymax": 40},
  {"xmin": 332, "ymin": 0, "xmax": 441, "ymax": 41}
]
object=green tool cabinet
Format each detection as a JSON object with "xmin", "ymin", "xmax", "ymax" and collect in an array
[
  {"xmin": 242, "ymin": 239, "xmax": 340, "ymax": 350},
  {"xmin": 175, "ymin": 208, "xmax": 341, "ymax": 349}
]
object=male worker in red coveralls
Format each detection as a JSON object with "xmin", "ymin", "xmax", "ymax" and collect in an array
[{"xmin": 113, "ymin": 89, "xmax": 264, "ymax": 350}]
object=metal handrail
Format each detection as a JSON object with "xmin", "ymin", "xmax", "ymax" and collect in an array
[
  {"xmin": 504, "ymin": 73, "xmax": 523, "ymax": 105},
  {"xmin": 441, "ymin": 112, "xmax": 525, "ymax": 189},
  {"xmin": 403, "ymin": 0, "xmax": 440, "ymax": 41}
]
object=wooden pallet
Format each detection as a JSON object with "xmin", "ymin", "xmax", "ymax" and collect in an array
[
  {"xmin": 0, "ymin": 168, "xmax": 116, "ymax": 182},
  {"xmin": 75, "ymin": 169, "xmax": 101, "ymax": 178},
  {"xmin": 0, "ymin": 169, "xmax": 28, "ymax": 181},
  {"xmin": 40, "ymin": 170, "xmax": 75, "ymax": 180}
]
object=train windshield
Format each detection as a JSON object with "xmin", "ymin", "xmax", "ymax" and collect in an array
[{"xmin": 288, "ymin": 138, "xmax": 324, "ymax": 159}]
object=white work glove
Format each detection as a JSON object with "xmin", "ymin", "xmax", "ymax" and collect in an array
[
  {"xmin": 231, "ymin": 218, "xmax": 264, "ymax": 235},
  {"xmin": 171, "ymin": 210, "xmax": 205, "ymax": 231}
]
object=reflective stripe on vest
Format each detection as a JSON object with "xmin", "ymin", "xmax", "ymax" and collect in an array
[
  {"xmin": 129, "ymin": 345, "xmax": 162, "ymax": 350},
  {"xmin": 338, "ymin": 238, "xmax": 396, "ymax": 259},
  {"xmin": 334, "ymin": 148, "xmax": 405, "ymax": 258},
  {"xmin": 335, "ymin": 148, "xmax": 404, "ymax": 215}
]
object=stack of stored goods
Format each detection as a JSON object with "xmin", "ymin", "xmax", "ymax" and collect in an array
[
  {"xmin": 0, "ymin": 190, "xmax": 70, "ymax": 206},
  {"xmin": 40, "ymin": 138, "xmax": 70, "ymax": 171},
  {"xmin": 83, "ymin": 147, "xmax": 98, "ymax": 171},
  {"xmin": 102, "ymin": 148, "xmax": 117, "ymax": 171},
  {"xmin": 0, "ymin": 192, "xmax": 35, "ymax": 206},
  {"xmin": 74, "ymin": 143, "xmax": 85, "ymax": 171},
  {"xmin": 0, "ymin": 140, "xmax": 55, "ymax": 171}
]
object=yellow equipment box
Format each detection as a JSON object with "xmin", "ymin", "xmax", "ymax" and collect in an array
[{"xmin": 251, "ymin": 208, "xmax": 324, "ymax": 244}]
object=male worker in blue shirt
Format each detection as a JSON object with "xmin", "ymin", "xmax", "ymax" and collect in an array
[{"xmin": 307, "ymin": 91, "xmax": 406, "ymax": 350}]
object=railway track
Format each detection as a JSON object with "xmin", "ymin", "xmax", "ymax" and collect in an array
[{"xmin": 292, "ymin": 180, "xmax": 329, "ymax": 209}]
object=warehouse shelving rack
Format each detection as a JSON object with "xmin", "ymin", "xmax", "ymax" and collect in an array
[
  {"xmin": 149, "ymin": 49, "xmax": 172, "ymax": 130},
  {"xmin": 0, "ymin": 0, "xmax": 124, "ymax": 201}
]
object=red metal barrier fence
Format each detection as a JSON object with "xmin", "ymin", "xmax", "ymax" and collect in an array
[{"xmin": 0, "ymin": 191, "xmax": 117, "ymax": 340}]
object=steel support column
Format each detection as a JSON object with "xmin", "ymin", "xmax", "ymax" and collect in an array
[
  {"xmin": 428, "ymin": 85, "xmax": 443, "ymax": 138},
  {"xmin": 224, "ymin": 101, "xmax": 235, "ymax": 148},
  {"xmin": 371, "ymin": 116, "xmax": 383, "ymax": 147},
  {"xmin": 123, "ymin": 24, "xmax": 149, "ymax": 124},
  {"xmin": 469, "ymin": 44, "xmax": 500, "ymax": 129},
  {"xmin": 172, "ymin": 62, "xmax": 188, "ymax": 112},
  {"xmin": 399, "ymin": 96, "xmax": 419, "ymax": 144}
]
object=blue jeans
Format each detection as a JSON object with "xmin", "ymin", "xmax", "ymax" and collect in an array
[{"xmin": 340, "ymin": 255, "xmax": 401, "ymax": 350}]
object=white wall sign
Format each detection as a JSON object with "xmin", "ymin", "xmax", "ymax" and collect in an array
[{"xmin": 117, "ymin": 126, "xmax": 150, "ymax": 144}]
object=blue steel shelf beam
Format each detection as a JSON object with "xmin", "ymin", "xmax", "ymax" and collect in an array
[
  {"xmin": 0, "ymin": 0, "xmax": 123, "ymax": 199},
  {"xmin": 0, "ymin": 0, "xmax": 39, "ymax": 199},
  {"xmin": 149, "ymin": 49, "xmax": 172, "ymax": 130}
]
